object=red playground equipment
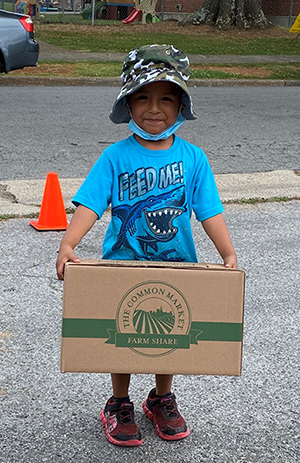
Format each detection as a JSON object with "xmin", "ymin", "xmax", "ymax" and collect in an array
[
  {"xmin": 122, "ymin": 8, "xmax": 141, "ymax": 23},
  {"xmin": 122, "ymin": 0, "xmax": 159, "ymax": 23}
]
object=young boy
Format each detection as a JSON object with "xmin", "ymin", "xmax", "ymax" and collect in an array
[{"xmin": 56, "ymin": 44, "xmax": 237, "ymax": 447}]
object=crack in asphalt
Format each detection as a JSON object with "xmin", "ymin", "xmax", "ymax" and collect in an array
[{"xmin": 0, "ymin": 184, "xmax": 18, "ymax": 203}]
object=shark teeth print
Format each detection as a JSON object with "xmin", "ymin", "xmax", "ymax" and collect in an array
[{"xmin": 145, "ymin": 207, "xmax": 182, "ymax": 236}]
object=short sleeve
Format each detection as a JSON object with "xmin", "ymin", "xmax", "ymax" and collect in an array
[
  {"xmin": 192, "ymin": 155, "xmax": 224, "ymax": 222},
  {"xmin": 72, "ymin": 152, "xmax": 113, "ymax": 219}
]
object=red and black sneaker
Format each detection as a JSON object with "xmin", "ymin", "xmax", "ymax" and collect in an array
[
  {"xmin": 100, "ymin": 397, "xmax": 143, "ymax": 447},
  {"xmin": 142, "ymin": 388, "xmax": 189, "ymax": 441}
]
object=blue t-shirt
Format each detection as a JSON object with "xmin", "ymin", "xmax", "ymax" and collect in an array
[{"xmin": 73, "ymin": 135, "xmax": 223, "ymax": 262}]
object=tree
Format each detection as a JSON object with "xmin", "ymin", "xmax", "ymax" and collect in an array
[{"xmin": 181, "ymin": 0, "xmax": 268, "ymax": 29}]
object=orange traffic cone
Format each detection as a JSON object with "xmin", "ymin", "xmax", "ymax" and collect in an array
[{"xmin": 30, "ymin": 172, "xmax": 69, "ymax": 231}]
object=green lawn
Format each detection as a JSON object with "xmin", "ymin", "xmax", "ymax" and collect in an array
[
  {"xmin": 36, "ymin": 28, "xmax": 300, "ymax": 55},
  {"xmin": 11, "ymin": 60, "xmax": 300, "ymax": 80}
]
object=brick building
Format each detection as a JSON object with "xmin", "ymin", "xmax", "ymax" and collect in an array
[{"xmin": 156, "ymin": 0, "xmax": 201, "ymax": 15}]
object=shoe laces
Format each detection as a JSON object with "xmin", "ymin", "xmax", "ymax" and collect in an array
[
  {"xmin": 118, "ymin": 403, "xmax": 134, "ymax": 424},
  {"xmin": 159, "ymin": 396, "xmax": 179, "ymax": 419}
]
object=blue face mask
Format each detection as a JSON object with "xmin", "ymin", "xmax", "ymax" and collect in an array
[{"xmin": 128, "ymin": 113, "xmax": 186, "ymax": 141}]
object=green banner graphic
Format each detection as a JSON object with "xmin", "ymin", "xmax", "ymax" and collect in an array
[
  {"xmin": 62, "ymin": 318, "xmax": 116, "ymax": 339},
  {"xmin": 62, "ymin": 318, "xmax": 243, "ymax": 347},
  {"xmin": 190, "ymin": 321, "xmax": 243, "ymax": 343}
]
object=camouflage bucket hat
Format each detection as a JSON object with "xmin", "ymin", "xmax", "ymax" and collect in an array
[{"xmin": 109, "ymin": 44, "xmax": 197, "ymax": 124}]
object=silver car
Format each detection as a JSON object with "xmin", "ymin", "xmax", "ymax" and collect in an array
[{"xmin": 0, "ymin": 9, "xmax": 39, "ymax": 73}]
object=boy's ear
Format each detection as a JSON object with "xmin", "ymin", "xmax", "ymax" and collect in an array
[{"xmin": 179, "ymin": 103, "xmax": 185, "ymax": 113}]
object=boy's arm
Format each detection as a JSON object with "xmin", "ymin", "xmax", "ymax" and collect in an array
[
  {"xmin": 56, "ymin": 205, "xmax": 98, "ymax": 280},
  {"xmin": 201, "ymin": 213, "xmax": 238, "ymax": 269}
]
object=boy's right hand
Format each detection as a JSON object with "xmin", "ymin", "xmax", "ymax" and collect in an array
[
  {"xmin": 56, "ymin": 246, "xmax": 80, "ymax": 280},
  {"xmin": 55, "ymin": 205, "xmax": 98, "ymax": 280}
]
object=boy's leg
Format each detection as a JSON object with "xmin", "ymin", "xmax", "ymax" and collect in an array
[
  {"xmin": 155, "ymin": 374, "xmax": 173, "ymax": 395},
  {"xmin": 142, "ymin": 374, "xmax": 189, "ymax": 441},
  {"xmin": 100, "ymin": 373, "xmax": 143, "ymax": 447},
  {"xmin": 111, "ymin": 373, "xmax": 131, "ymax": 398}
]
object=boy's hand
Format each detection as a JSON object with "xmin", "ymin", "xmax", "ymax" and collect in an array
[
  {"xmin": 55, "ymin": 205, "xmax": 98, "ymax": 280},
  {"xmin": 56, "ymin": 246, "xmax": 80, "ymax": 280},
  {"xmin": 224, "ymin": 254, "xmax": 238, "ymax": 269}
]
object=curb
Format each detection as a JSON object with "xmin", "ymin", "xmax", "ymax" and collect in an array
[
  {"xmin": 1, "ymin": 170, "xmax": 300, "ymax": 218},
  {"xmin": 1, "ymin": 76, "xmax": 300, "ymax": 87},
  {"xmin": 0, "ymin": 76, "xmax": 121, "ymax": 86}
]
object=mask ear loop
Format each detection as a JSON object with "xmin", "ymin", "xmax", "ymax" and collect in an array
[{"xmin": 126, "ymin": 100, "xmax": 133, "ymax": 119}]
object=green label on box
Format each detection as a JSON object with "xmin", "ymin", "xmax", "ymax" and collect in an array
[{"xmin": 62, "ymin": 319, "xmax": 242, "ymax": 345}]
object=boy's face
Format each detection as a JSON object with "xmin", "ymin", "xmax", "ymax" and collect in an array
[{"xmin": 128, "ymin": 81, "xmax": 182, "ymax": 135}]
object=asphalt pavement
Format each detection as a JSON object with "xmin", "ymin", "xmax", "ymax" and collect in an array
[{"xmin": 1, "ymin": 200, "xmax": 299, "ymax": 463}]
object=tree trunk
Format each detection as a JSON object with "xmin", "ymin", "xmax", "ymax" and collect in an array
[
  {"xmin": 245, "ymin": 0, "xmax": 267, "ymax": 27},
  {"xmin": 216, "ymin": 0, "xmax": 233, "ymax": 29},
  {"xmin": 180, "ymin": 0, "xmax": 268, "ymax": 29}
]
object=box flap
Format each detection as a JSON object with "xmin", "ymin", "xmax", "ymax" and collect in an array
[{"xmin": 65, "ymin": 259, "xmax": 243, "ymax": 273}]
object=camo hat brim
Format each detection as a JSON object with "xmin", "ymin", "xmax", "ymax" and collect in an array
[{"xmin": 109, "ymin": 44, "xmax": 197, "ymax": 124}]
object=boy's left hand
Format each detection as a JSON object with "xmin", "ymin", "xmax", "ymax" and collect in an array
[{"xmin": 224, "ymin": 255, "xmax": 238, "ymax": 269}]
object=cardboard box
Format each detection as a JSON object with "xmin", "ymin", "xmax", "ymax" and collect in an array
[{"xmin": 61, "ymin": 260, "xmax": 245, "ymax": 376}]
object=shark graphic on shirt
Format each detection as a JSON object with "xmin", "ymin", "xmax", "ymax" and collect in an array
[{"xmin": 112, "ymin": 185, "xmax": 187, "ymax": 260}]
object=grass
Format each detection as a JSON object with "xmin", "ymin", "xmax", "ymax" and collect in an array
[
  {"xmin": 39, "ymin": 15, "xmax": 120, "ymax": 26},
  {"xmin": 35, "ymin": 26, "xmax": 300, "ymax": 56},
  {"xmin": 0, "ymin": 213, "xmax": 38, "ymax": 221},
  {"xmin": 190, "ymin": 63, "xmax": 300, "ymax": 80},
  {"xmin": 24, "ymin": 60, "xmax": 123, "ymax": 77},
  {"xmin": 2, "ymin": 2, "xmax": 15, "ymax": 12},
  {"xmin": 10, "ymin": 60, "xmax": 300, "ymax": 80},
  {"xmin": 224, "ymin": 196, "xmax": 300, "ymax": 205}
]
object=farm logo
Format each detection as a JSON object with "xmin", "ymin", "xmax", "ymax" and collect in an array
[{"xmin": 116, "ymin": 280, "xmax": 191, "ymax": 357}]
